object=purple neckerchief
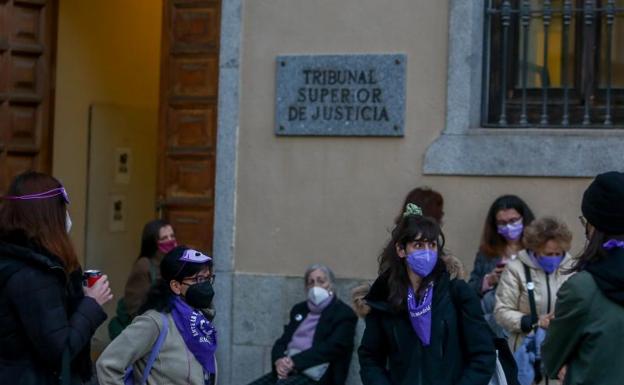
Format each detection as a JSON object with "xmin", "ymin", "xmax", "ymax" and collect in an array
[
  {"xmin": 407, "ymin": 283, "xmax": 434, "ymax": 346},
  {"xmin": 603, "ymin": 239, "xmax": 624, "ymax": 250},
  {"xmin": 170, "ymin": 296, "xmax": 217, "ymax": 374}
]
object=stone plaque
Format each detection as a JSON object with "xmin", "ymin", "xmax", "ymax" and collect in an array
[{"xmin": 275, "ymin": 54, "xmax": 406, "ymax": 136}]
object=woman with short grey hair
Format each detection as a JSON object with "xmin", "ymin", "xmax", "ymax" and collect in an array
[
  {"xmin": 247, "ymin": 264, "xmax": 356, "ymax": 385},
  {"xmin": 304, "ymin": 264, "xmax": 335, "ymax": 289}
]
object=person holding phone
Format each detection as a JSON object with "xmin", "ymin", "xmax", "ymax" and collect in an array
[{"xmin": 468, "ymin": 195, "xmax": 535, "ymax": 337}]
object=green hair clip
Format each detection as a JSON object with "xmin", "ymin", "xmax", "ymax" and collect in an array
[{"xmin": 403, "ymin": 203, "xmax": 423, "ymax": 217}]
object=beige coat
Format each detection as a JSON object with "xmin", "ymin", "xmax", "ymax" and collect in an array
[
  {"xmin": 494, "ymin": 249, "xmax": 575, "ymax": 351},
  {"xmin": 97, "ymin": 310, "xmax": 215, "ymax": 385}
]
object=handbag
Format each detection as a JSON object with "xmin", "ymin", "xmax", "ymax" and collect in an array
[{"xmin": 124, "ymin": 313, "xmax": 169, "ymax": 385}]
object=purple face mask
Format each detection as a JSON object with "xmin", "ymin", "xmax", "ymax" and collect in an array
[
  {"xmin": 2, "ymin": 187, "xmax": 70, "ymax": 204},
  {"xmin": 536, "ymin": 255, "xmax": 564, "ymax": 274},
  {"xmin": 497, "ymin": 220, "xmax": 523, "ymax": 241},
  {"xmin": 406, "ymin": 249, "xmax": 438, "ymax": 278}
]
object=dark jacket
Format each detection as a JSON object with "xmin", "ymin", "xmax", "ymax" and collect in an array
[
  {"xmin": 468, "ymin": 252, "xmax": 501, "ymax": 296},
  {"xmin": 358, "ymin": 271, "xmax": 496, "ymax": 385},
  {"xmin": 542, "ymin": 247, "xmax": 624, "ymax": 385},
  {"xmin": 271, "ymin": 297, "xmax": 358, "ymax": 385},
  {"xmin": 0, "ymin": 231, "xmax": 107, "ymax": 385}
]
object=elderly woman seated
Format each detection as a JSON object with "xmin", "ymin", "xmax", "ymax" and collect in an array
[{"xmin": 247, "ymin": 264, "xmax": 357, "ymax": 385}]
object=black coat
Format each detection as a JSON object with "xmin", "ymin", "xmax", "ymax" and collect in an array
[
  {"xmin": 0, "ymin": 231, "xmax": 107, "ymax": 385},
  {"xmin": 271, "ymin": 297, "xmax": 358, "ymax": 385},
  {"xmin": 358, "ymin": 272, "xmax": 496, "ymax": 385}
]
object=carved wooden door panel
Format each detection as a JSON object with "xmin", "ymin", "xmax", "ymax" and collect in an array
[
  {"xmin": 158, "ymin": 0, "xmax": 221, "ymax": 253},
  {"xmin": 0, "ymin": 0, "xmax": 56, "ymax": 192}
]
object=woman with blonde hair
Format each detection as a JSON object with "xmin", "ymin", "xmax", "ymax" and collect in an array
[{"xmin": 494, "ymin": 217, "xmax": 574, "ymax": 384}]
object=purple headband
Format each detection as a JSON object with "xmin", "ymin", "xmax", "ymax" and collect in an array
[{"xmin": 2, "ymin": 187, "xmax": 70, "ymax": 205}]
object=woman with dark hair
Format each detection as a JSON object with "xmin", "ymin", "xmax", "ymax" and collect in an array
[
  {"xmin": 354, "ymin": 186, "xmax": 464, "ymax": 319},
  {"xmin": 108, "ymin": 219, "xmax": 176, "ymax": 339},
  {"xmin": 124, "ymin": 219, "xmax": 176, "ymax": 316},
  {"xmin": 468, "ymin": 195, "xmax": 535, "ymax": 337},
  {"xmin": 359, "ymin": 204, "xmax": 496, "ymax": 385},
  {"xmin": 97, "ymin": 245, "xmax": 217, "ymax": 385},
  {"xmin": 470, "ymin": 195, "xmax": 536, "ymax": 295},
  {"xmin": 542, "ymin": 172, "xmax": 624, "ymax": 385},
  {"xmin": 394, "ymin": 186, "xmax": 445, "ymax": 225},
  {"xmin": 0, "ymin": 171, "xmax": 112, "ymax": 385}
]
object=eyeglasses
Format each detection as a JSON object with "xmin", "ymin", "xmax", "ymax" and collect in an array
[{"xmin": 181, "ymin": 274, "xmax": 215, "ymax": 286}]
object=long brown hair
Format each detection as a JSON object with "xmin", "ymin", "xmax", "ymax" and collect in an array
[
  {"xmin": 479, "ymin": 195, "xmax": 535, "ymax": 258},
  {"xmin": 0, "ymin": 171, "xmax": 80, "ymax": 272}
]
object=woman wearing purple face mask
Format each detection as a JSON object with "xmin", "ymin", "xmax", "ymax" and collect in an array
[
  {"xmin": 108, "ymin": 220, "xmax": 177, "ymax": 339},
  {"xmin": 359, "ymin": 204, "xmax": 496, "ymax": 385},
  {"xmin": 468, "ymin": 195, "xmax": 535, "ymax": 338},
  {"xmin": 494, "ymin": 217, "xmax": 574, "ymax": 384}
]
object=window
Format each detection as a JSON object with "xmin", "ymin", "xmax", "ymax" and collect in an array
[{"xmin": 483, "ymin": 0, "xmax": 624, "ymax": 127}]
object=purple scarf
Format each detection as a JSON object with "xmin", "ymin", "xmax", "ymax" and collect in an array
[
  {"xmin": 171, "ymin": 296, "xmax": 217, "ymax": 374},
  {"xmin": 603, "ymin": 239, "xmax": 624, "ymax": 250},
  {"xmin": 287, "ymin": 296, "xmax": 333, "ymax": 353},
  {"xmin": 407, "ymin": 283, "xmax": 434, "ymax": 346}
]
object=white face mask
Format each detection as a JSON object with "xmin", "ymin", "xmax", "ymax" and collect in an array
[
  {"xmin": 66, "ymin": 211, "xmax": 72, "ymax": 234},
  {"xmin": 307, "ymin": 286, "xmax": 331, "ymax": 306}
]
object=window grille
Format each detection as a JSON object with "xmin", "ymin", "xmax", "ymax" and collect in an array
[{"xmin": 483, "ymin": 0, "xmax": 624, "ymax": 127}]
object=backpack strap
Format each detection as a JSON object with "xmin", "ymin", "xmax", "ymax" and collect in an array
[
  {"xmin": 139, "ymin": 313, "xmax": 169, "ymax": 385},
  {"xmin": 522, "ymin": 264, "xmax": 538, "ymax": 331}
]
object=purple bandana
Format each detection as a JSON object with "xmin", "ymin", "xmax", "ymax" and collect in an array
[
  {"xmin": 407, "ymin": 283, "xmax": 434, "ymax": 346},
  {"xmin": 603, "ymin": 239, "xmax": 624, "ymax": 250},
  {"xmin": 171, "ymin": 296, "xmax": 217, "ymax": 374}
]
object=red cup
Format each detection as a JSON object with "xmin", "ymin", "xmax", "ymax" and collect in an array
[{"xmin": 84, "ymin": 270, "xmax": 103, "ymax": 287}]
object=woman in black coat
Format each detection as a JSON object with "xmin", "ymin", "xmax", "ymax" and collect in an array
[
  {"xmin": 248, "ymin": 264, "xmax": 357, "ymax": 385},
  {"xmin": 358, "ymin": 204, "xmax": 495, "ymax": 385},
  {"xmin": 0, "ymin": 172, "xmax": 112, "ymax": 385}
]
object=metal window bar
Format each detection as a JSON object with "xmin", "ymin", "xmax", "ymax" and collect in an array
[{"xmin": 484, "ymin": 0, "xmax": 624, "ymax": 128}]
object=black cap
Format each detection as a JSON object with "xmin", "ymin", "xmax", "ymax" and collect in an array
[{"xmin": 581, "ymin": 171, "xmax": 624, "ymax": 234}]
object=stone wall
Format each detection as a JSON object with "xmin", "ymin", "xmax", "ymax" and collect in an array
[{"xmin": 230, "ymin": 273, "xmax": 367, "ymax": 385}]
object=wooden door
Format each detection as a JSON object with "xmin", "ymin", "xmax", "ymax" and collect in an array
[
  {"xmin": 158, "ymin": 0, "xmax": 221, "ymax": 254},
  {"xmin": 0, "ymin": 0, "xmax": 56, "ymax": 192}
]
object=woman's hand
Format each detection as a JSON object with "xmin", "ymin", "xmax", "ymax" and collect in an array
[
  {"xmin": 274, "ymin": 357, "xmax": 294, "ymax": 379},
  {"xmin": 558, "ymin": 365, "xmax": 567, "ymax": 384},
  {"xmin": 83, "ymin": 274, "xmax": 113, "ymax": 306},
  {"xmin": 538, "ymin": 312, "xmax": 555, "ymax": 329},
  {"xmin": 486, "ymin": 264, "xmax": 505, "ymax": 287}
]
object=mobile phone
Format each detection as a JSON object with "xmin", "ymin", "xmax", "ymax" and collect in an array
[{"xmin": 496, "ymin": 262, "xmax": 507, "ymax": 268}]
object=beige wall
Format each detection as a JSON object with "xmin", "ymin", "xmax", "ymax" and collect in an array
[
  {"xmin": 53, "ymin": 0, "xmax": 162, "ymax": 259},
  {"xmin": 236, "ymin": 0, "xmax": 591, "ymax": 279}
]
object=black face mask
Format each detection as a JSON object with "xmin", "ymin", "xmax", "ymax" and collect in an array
[{"xmin": 184, "ymin": 281, "xmax": 215, "ymax": 309}]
